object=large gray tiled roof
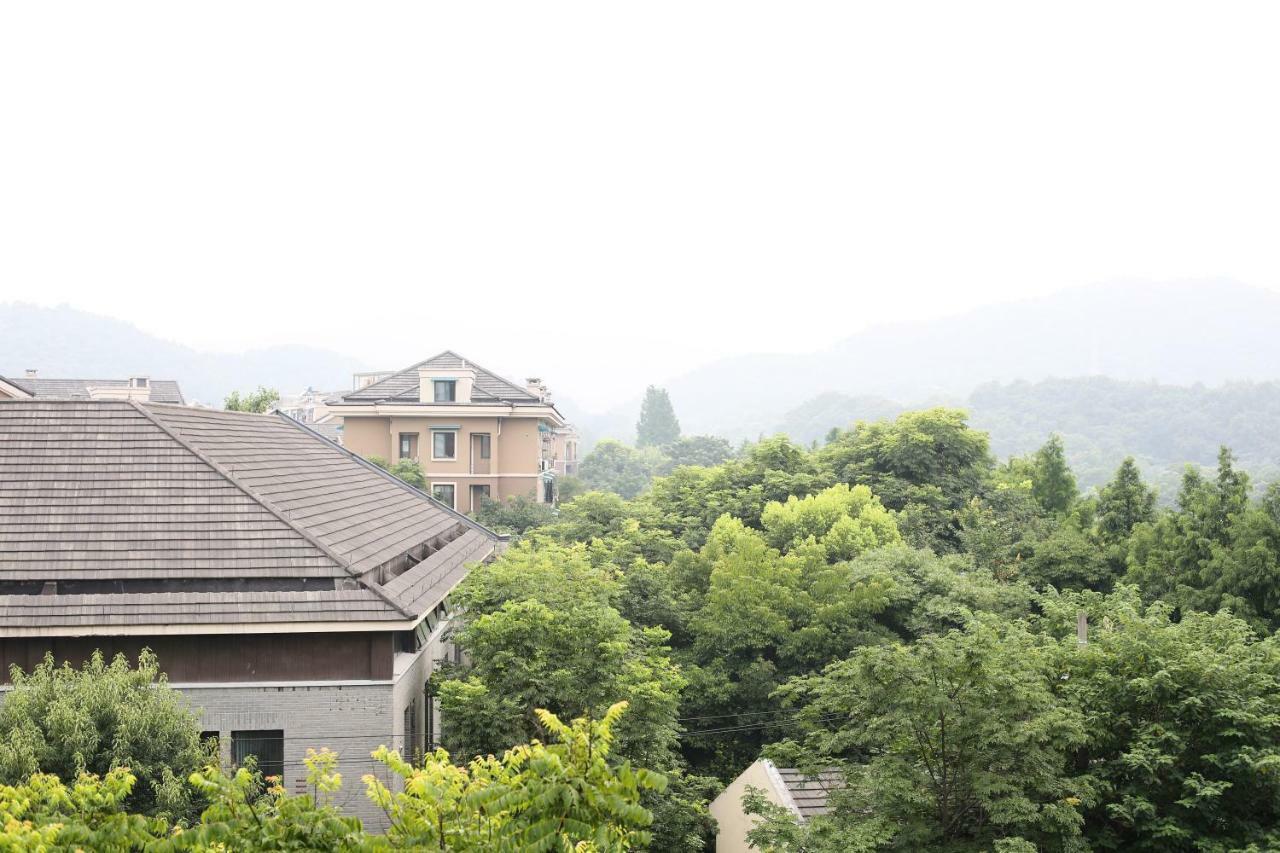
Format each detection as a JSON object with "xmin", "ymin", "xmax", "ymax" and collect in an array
[
  {"xmin": 338, "ymin": 350, "xmax": 541, "ymax": 404},
  {"xmin": 0, "ymin": 400, "xmax": 500, "ymax": 632},
  {"xmin": 3, "ymin": 376, "xmax": 185, "ymax": 404}
]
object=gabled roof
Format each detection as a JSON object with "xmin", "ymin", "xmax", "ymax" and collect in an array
[
  {"xmin": 767, "ymin": 763, "xmax": 844, "ymax": 821},
  {"xmin": 2, "ymin": 376, "xmax": 185, "ymax": 404},
  {"xmin": 0, "ymin": 400, "xmax": 501, "ymax": 634},
  {"xmin": 338, "ymin": 350, "xmax": 542, "ymax": 405}
]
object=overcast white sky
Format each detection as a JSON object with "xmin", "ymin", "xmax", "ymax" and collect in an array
[{"xmin": 3, "ymin": 2, "xmax": 1279, "ymax": 410}]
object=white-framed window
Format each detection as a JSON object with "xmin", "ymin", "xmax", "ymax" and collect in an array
[
  {"xmin": 433, "ymin": 380, "xmax": 457, "ymax": 403},
  {"xmin": 432, "ymin": 482, "xmax": 456, "ymax": 509},
  {"xmin": 398, "ymin": 433, "xmax": 418, "ymax": 459},
  {"xmin": 432, "ymin": 430, "xmax": 457, "ymax": 460}
]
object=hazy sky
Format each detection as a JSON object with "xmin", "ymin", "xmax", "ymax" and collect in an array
[{"xmin": 3, "ymin": 2, "xmax": 1279, "ymax": 410}]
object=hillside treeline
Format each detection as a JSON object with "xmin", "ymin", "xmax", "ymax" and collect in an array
[{"xmin": 774, "ymin": 377, "xmax": 1280, "ymax": 496}]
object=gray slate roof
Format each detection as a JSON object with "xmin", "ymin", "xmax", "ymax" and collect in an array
[
  {"xmin": 0, "ymin": 400, "xmax": 500, "ymax": 632},
  {"xmin": 4, "ymin": 376, "xmax": 185, "ymax": 404},
  {"xmin": 774, "ymin": 767, "xmax": 844, "ymax": 820},
  {"xmin": 338, "ymin": 351, "xmax": 541, "ymax": 405}
]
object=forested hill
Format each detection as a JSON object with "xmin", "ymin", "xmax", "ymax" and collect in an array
[
  {"xmin": 581, "ymin": 280, "xmax": 1280, "ymax": 442},
  {"xmin": 0, "ymin": 303, "xmax": 365, "ymax": 405},
  {"xmin": 776, "ymin": 376, "xmax": 1280, "ymax": 497}
]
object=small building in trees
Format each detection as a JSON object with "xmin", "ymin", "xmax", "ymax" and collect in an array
[
  {"xmin": 331, "ymin": 350, "xmax": 578, "ymax": 510},
  {"xmin": 709, "ymin": 760, "xmax": 843, "ymax": 852},
  {"xmin": 0, "ymin": 399, "xmax": 502, "ymax": 827}
]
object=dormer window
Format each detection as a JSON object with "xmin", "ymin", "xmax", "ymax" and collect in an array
[
  {"xmin": 433, "ymin": 380, "xmax": 457, "ymax": 403},
  {"xmin": 131, "ymin": 377, "xmax": 149, "ymax": 388}
]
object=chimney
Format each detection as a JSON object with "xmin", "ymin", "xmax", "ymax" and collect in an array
[
  {"xmin": 525, "ymin": 378, "xmax": 547, "ymax": 401},
  {"xmin": 24, "ymin": 369, "xmax": 37, "ymax": 379}
]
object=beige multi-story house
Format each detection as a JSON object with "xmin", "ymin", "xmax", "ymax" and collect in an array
[{"xmin": 331, "ymin": 352, "xmax": 577, "ymax": 512}]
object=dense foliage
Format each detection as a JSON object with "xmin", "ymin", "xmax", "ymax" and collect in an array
[
  {"xmin": 0, "ymin": 706, "xmax": 661, "ymax": 851},
  {"xmin": 439, "ymin": 404, "xmax": 1280, "ymax": 851},
  {"xmin": 222, "ymin": 386, "xmax": 280, "ymax": 414},
  {"xmin": 0, "ymin": 650, "xmax": 210, "ymax": 820},
  {"xmin": 362, "ymin": 455, "xmax": 427, "ymax": 489},
  {"xmin": 15, "ymin": 398, "xmax": 1280, "ymax": 850}
]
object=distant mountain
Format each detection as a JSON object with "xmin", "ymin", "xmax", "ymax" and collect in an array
[
  {"xmin": 0, "ymin": 303, "xmax": 366, "ymax": 405},
  {"xmin": 774, "ymin": 393, "xmax": 907, "ymax": 446},
  {"xmin": 588, "ymin": 280, "xmax": 1280, "ymax": 443},
  {"xmin": 773, "ymin": 376, "xmax": 1280, "ymax": 499}
]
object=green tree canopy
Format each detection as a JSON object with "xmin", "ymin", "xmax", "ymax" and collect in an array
[
  {"xmin": 474, "ymin": 493, "xmax": 557, "ymax": 534},
  {"xmin": 0, "ymin": 650, "xmax": 209, "ymax": 819},
  {"xmin": 579, "ymin": 439, "xmax": 667, "ymax": 499},
  {"xmin": 1041, "ymin": 586, "xmax": 1280, "ymax": 852},
  {"xmin": 438, "ymin": 541, "xmax": 684, "ymax": 771},
  {"xmin": 818, "ymin": 408, "xmax": 994, "ymax": 551},
  {"xmin": 636, "ymin": 386, "xmax": 681, "ymax": 448},
  {"xmin": 760, "ymin": 619, "xmax": 1085, "ymax": 852},
  {"xmin": 223, "ymin": 386, "xmax": 280, "ymax": 413},
  {"xmin": 665, "ymin": 435, "xmax": 736, "ymax": 469},
  {"xmin": 0, "ymin": 709, "xmax": 664, "ymax": 851},
  {"xmin": 1096, "ymin": 456, "xmax": 1156, "ymax": 543},
  {"xmin": 759, "ymin": 483, "xmax": 900, "ymax": 561},
  {"xmin": 1030, "ymin": 434, "xmax": 1079, "ymax": 514}
]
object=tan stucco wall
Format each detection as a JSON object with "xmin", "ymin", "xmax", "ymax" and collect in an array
[
  {"xmin": 340, "ymin": 413, "xmax": 550, "ymax": 508},
  {"xmin": 709, "ymin": 761, "xmax": 786, "ymax": 853},
  {"xmin": 342, "ymin": 416, "xmax": 392, "ymax": 460},
  {"xmin": 497, "ymin": 417, "xmax": 542, "ymax": 472},
  {"xmin": 496, "ymin": 476, "xmax": 539, "ymax": 502}
]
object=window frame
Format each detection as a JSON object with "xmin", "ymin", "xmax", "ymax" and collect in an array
[
  {"xmin": 476, "ymin": 433, "xmax": 491, "ymax": 460},
  {"xmin": 433, "ymin": 380, "xmax": 457, "ymax": 403},
  {"xmin": 231, "ymin": 729, "xmax": 285, "ymax": 782},
  {"xmin": 431, "ymin": 482, "xmax": 457, "ymax": 509},
  {"xmin": 469, "ymin": 483, "xmax": 491, "ymax": 512},
  {"xmin": 431, "ymin": 430, "xmax": 458, "ymax": 461},
  {"xmin": 398, "ymin": 432, "xmax": 418, "ymax": 460}
]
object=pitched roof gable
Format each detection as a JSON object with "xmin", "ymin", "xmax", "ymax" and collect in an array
[
  {"xmin": 339, "ymin": 350, "xmax": 540, "ymax": 404},
  {"xmin": 768, "ymin": 763, "xmax": 844, "ymax": 821}
]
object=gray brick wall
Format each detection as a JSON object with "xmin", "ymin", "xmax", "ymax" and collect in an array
[
  {"xmin": 183, "ymin": 681, "xmax": 397, "ymax": 828},
  {"xmin": 0, "ymin": 640, "xmax": 453, "ymax": 834}
]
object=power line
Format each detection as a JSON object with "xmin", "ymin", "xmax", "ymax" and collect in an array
[
  {"xmin": 676, "ymin": 708, "xmax": 806, "ymax": 723},
  {"xmin": 678, "ymin": 713, "xmax": 845, "ymax": 738}
]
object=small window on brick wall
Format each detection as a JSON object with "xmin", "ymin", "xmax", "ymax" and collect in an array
[{"xmin": 232, "ymin": 730, "xmax": 284, "ymax": 781}]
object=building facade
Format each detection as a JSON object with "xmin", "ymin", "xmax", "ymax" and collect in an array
[
  {"xmin": 331, "ymin": 351, "xmax": 578, "ymax": 512},
  {"xmin": 0, "ymin": 399, "xmax": 501, "ymax": 827}
]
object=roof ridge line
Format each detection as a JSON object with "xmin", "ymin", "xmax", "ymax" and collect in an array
[
  {"xmin": 127, "ymin": 401, "xmax": 361, "ymax": 576},
  {"xmin": 341, "ymin": 350, "xmax": 540, "ymax": 403},
  {"xmin": 341, "ymin": 353, "xmax": 443, "ymax": 399},
  {"xmin": 762, "ymin": 760, "xmax": 805, "ymax": 820}
]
